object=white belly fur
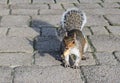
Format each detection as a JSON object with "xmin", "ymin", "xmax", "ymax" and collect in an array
[{"xmin": 70, "ymin": 47, "xmax": 80, "ymax": 58}]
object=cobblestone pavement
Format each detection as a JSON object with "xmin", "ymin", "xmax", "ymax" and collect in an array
[{"xmin": 0, "ymin": 0, "xmax": 120, "ymax": 83}]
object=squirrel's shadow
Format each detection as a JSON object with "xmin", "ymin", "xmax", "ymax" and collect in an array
[{"xmin": 29, "ymin": 20, "xmax": 62, "ymax": 62}]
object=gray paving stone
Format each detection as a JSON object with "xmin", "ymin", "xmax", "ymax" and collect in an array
[
  {"xmin": 75, "ymin": 3, "xmax": 101, "ymax": 9},
  {"xmin": 41, "ymin": 26, "xmax": 57, "ymax": 37},
  {"xmin": 33, "ymin": 0, "xmax": 54, "ymax": 4},
  {"xmin": 89, "ymin": 35, "xmax": 120, "ymax": 52},
  {"xmin": 35, "ymin": 37, "xmax": 61, "ymax": 52},
  {"xmin": 0, "ymin": 37, "xmax": 33, "ymax": 53},
  {"xmin": 11, "ymin": 4, "xmax": 48, "ymax": 9},
  {"xmin": 114, "ymin": 51, "xmax": 120, "ymax": 62},
  {"xmin": 35, "ymin": 52, "xmax": 61, "ymax": 66},
  {"xmin": 50, "ymin": 4, "xmax": 63, "ymax": 10},
  {"xmin": 86, "ymin": 15, "xmax": 109, "ymax": 26},
  {"xmin": 0, "ymin": 4, "xmax": 9, "ymax": 9},
  {"xmin": 82, "ymin": 27, "xmax": 91, "ymax": 36},
  {"xmin": 8, "ymin": 27, "xmax": 40, "ymax": 39},
  {"xmin": 82, "ymin": 65, "xmax": 120, "ymax": 83},
  {"xmin": 32, "ymin": 15, "xmax": 61, "ymax": 27},
  {"xmin": 103, "ymin": 0, "xmax": 120, "ymax": 2},
  {"xmin": 95, "ymin": 52, "xmax": 118, "ymax": 65},
  {"xmin": 12, "ymin": 9, "xmax": 38, "ymax": 15},
  {"xmin": 0, "ymin": 28, "xmax": 8, "ymax": 37},
  {"xmin": 9, "ymin": 0, "xmax": 31, "ymax": 4},
  {"xmin": 107, "ymin": 26, "xmax": 120, "ymax": 36},
  {"xmin": 91, "ymin": 26, "xmax": 109, "ymax": 35},
  {"xmin": 80, "ymin": 53, "xmax": 96, "ymax": 66},
  {"xmin": 80, "ymin": 0, "xmax": 102, "ymax": 3},
  {"xmin": 62, "ymin": 3, "xmax": 75, "ymax": 10},
  {"xmin": 0, "ymin": 15, "xmax": 30, "ymax": 27},
  {"xmin": 0, "ymin": 53, "xmax": 33, "ymax": 67},
  {"xmin": 14, "ymin": 66, "xmax": 84, "ymax": 83},
  {"xmin": 56, "ymin": 0, "xmax": 79, "ymax": 3},
  {"xmin": 105, "ymin": 15, "xmax": 120, "ymax": 26},
  {"xmin": 101, "ymin": 3, "xmax": 120, "ymax": 8},
  {"xmin": 84, "ymin": 9, "xmax": 120, "ymax": 15},
  {"xmin": 0, "ymin": 9, "xmax": 10, "ymax": 15},
  {"xmin": 0, "ymin": 67, "xmax": 12, "ymax": 83},
  {"xmin": 0, "ymin": 0, "xmax": 7, "ymax": 4},
  {"xmin": 40, "ymin": 9, "xmax": 64, "ymax": 15}
]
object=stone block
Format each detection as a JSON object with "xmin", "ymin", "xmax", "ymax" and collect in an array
[
  {"xmin": 82, "ymin": 27, "xmax": 91, "ymax": 36},
  {"xmin": 91, "ymin": 26, "xmax": 109, "ymax": 35},
  {"xmin": 80, "ymin": 0, "xmax": 102, "ymax": 3},
  {"xmin": 89, "ymin": 35, "xmax": 120, "ymax": 52},
  {"xmin": 35, "ymin": 37, "xmax": 61, "ymax": 52},
  {"xmin": 9, "ymin": 0, "xmax": 31, "ymax": 4},
  {"xmin": 105, "ymin": 15, "xmax": 120, "ymax": 26},
  {"xmin": 8, "ymin": 27, "xmax": 40, "ymax": 39},
  {"xmin": 103, "ymin": 0, "xmax": 120, "ymax": 2},
  {"xmin": 50, "ymin": 4, "xmax": 63, "ymax": 10},
  {"xmin": 0, "ymin": 9, "xmax": 9, "ymax": 15},
  {"xmin": 114, "ymin": 51, "xmax": 120, "ymax": 62},
  {"xmin": 107, "ymin": 26, "xmax": 120, "ymax": 36},
  {"xmin": 82, "ymin": 65, "xmax": 120, "ymax": 83},
  {"xmin": 0, "ymin": 53, "xmax": 33, "ymax": 67},
  {"xmin": 0, "ymin": 67, "xmax": 12, "ymax": 83},
  {"xmin": 0, "ymin": 15, "xmax": 30, "ymax": 27},
  {"xmin": 0, "ymin": 28, "xmax": 8, "ymax": 37},
  {"xmin": 86, "ymin": 15, "xmax": 109, "ymax": 26},
  {"xmin": 56, "ymin": 0, "xmax": 79, "ymax": 3},
  {"xmin": 101, "ymin": 3, "xmax": 120, "ymax": 8},
  {"xmin": 31, "ymin": 15, "xmax": 61, "ymax": 27},
  {"xmin": 33, "ymin": 0, "xmax": 54, "ymax": 4},
  {"xmin": 12, "ymin": 9, "xmax": 38, "ymax": 15},
  {"xmin": 14, "ymin": 66, "xmax": 84, "ymax": 83},
  {"xmin": 0, "ymin": 0, "xmax": 7, "ymax": 4},
  {"xmin": 62, "ymin": 3, "xmax": 75, "ymax": 10},
  {"xmin": 0, "ymin": 37, "xmax": 33, "ymax": 53},
  {"xmin": 95, "ymin": 52, "xmax": 118, "ymax": 65}
]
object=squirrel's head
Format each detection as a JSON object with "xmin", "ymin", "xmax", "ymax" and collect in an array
[{"xmin": 63, "ymin": 33, "xmax": 76, "ymax": 50}]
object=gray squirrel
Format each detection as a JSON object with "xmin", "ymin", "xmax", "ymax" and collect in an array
[{"xmin": 58, "ymin": 8, "xmax": 88, "ymax": 69}]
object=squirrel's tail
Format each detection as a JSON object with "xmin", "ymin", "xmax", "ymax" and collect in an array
[{"xmin": 61, "ymin": 8, "xmax": 87, "ymax": 31}]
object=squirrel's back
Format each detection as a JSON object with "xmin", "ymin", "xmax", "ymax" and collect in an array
[{"xmin": 61, "ymin": 8, "xmax": 87, "ymax": 31}]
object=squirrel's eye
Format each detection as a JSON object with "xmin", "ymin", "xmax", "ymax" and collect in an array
[{"xmin": 72, "ymin": 41, "xmax": 75, "ymax": 44}]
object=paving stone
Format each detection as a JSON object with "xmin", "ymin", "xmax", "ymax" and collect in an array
[
  {"xmin": 56, "ymin": 0, "xmax": 79, "ymax": 3},
  {"xmin": 8, "ymin": 27, "xmax": 40, "ymax": 39},
  {"xmin": 33, "ymin": 0, "xmax": 54, "ymax": 4},
  {"xmin": 0, "ymin": 0, "xmax": 7, "ymax": 4},
  {"xmin": 80, "ymin": 0, "xmax": 102, "ymax": 3},
  {"xmin": 32, "ymin": 15, "xmax": 61, "ymax": 27},
  {"xmin": 107, "ymin": 26, "xmax": 120, "ymax": 35},
  {"xmin": 35, "ymin": 37, "xmax": 61, "ymax": 52},
  {"xmin": 14, "ymin": 66, "xmax": 84, "ymax": 83},
  {"xmin": 0, "ymin": 4, "xmax": 9, "ymax": 9},
  {"xmin": 95, "ymin": 52, "xmax": 118, "ymax": 65},
  {"xmin": 0, "ymin": 37, "xmax": 33, "ymax": 53},
  {"xmin": 86, "ymin": 15, "xmax": 109, "ymax": 26},
  {"xmin": 35, "ymin": 52, "xmax": 61, "ymax": 66},
  {"xmin": 0, "ymin": 9, "xmax": 10, "ymax": 15},
  {"xmin": 82, "ymin": 65, "xmax": 120, "ymax": 83},
  {"xmin": 12, "ymin": 9, "xmax": 38, "ymax": 15},
  {"xmin": 41, "ymin": 26, "xmax": 57, "ymax": 37},
  {"xmin": 0, "ymin": 15, "xmax": 30, "ymax": 27},
  {"xmin": 0, "ymin": 67, "xmax": 12, "ymax": 83},
  {"xmin": 50, "ymin": 4, "xmax": 63, "ymax": 10},
  {"xmin": 80, "ymin": 53, "xmax": 96, "ymax": 66},
  {"xmin": 40, "ymin": 9, "xmax": 64, "ymax": 15},
  {"xmin": 114, "ymin": 51, "xmax": 120, "ymax": 62},
  {"xmin": 101, "ymin": 3, "xmax": 120, "ymax": 8},
  {"xmin": 91, "ymin": 26, "xmax": 109, "ymax": 35},
  {"xmin": 84, "ymin": 9, "xmax": 120, "ymax": 15},
  {"xmin": 9, "ymin": 0, "xmax": 31, "ymax": 4},
  {"xmin": 105, "ymin": 15, "xmax": 120, "ymax": 26},
  {"xmin": 82, "ymin": 27, "xmax": 91, "ymax": 36},
  {"xmin": 0, "ymin": 53, "xmax": 33, "ymax": 67},
  {"xmin": 11, "ymin": 4, "xmax": 48, "ymax": 9},
  {"xmin": 62, "ymin": 3, "xmax": 75, "ymax": 10},
  {"xmin": 0, "ymin": 28, "xmax": 8, "ymax": 37},
  {"xmin": 75, "ymin": 3, "xmax": 101, "ymax": 9},
  {"xmin": 103, "ymin": 0, "xmax": 120, "ymax": 2},
  {"xmin": 89, "ymin": 35, "xmax": 120, "ymax": 52}
]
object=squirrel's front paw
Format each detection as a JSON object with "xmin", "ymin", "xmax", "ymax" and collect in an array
[
  {"xmin": 72, "ymin": 65, "xmax": 80, "ymax": 69},
  {"xmin": 64, "ymin": 63, "xmax": 70, "ymax": 68}
]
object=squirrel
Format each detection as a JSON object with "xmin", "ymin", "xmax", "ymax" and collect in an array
[{"xmin": 58, "ymin": 8, "xmax": 88, "ymax": 69}]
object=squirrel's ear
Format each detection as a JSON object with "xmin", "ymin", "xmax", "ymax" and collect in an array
[{"xmin": 73, "ymin": 33, "xmax": 76, "ymax": 39}]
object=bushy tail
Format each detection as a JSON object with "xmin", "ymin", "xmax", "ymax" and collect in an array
[{"xmin": 61, "ymin": 8, "xmax": 87, "ymax": 31}]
